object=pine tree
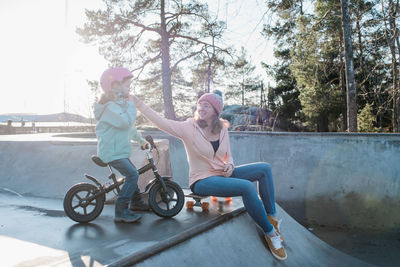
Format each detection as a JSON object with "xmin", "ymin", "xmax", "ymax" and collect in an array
[
  {"xmin": 358, "ymin": 103, "xmax": 378, "ymax": 132},
  {"xmin": 224, "ymin": 47, "xmax": 262, "ymax": 106},
  {"xmin": 262, "ymin": 0, "xmax": 304, "ymax": 130}
]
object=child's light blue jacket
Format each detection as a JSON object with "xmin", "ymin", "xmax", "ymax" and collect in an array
[{"xmin": 94, "ymin": 99, "xmax": 145, "ymax": 164}]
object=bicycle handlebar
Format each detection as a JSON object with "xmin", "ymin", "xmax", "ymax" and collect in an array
[
  {"xmin": 143, "ymin": 135, "xmax": 159, "ymax": 164},
  {"xmin": 145, "ymin": 135, "xmax": 156, "ymax": 148}
]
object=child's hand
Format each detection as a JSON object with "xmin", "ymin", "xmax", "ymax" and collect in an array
[
  {"xmin": 99, "ymin": 92, "xmax": 117, "ymax": 104},
  {"xmin": 141, "ymin": 142, "xmax": 150, "ymax": 150},
  {"xmin": 98, "ymin": 93, "xmax": 110, "ymax": 104}
]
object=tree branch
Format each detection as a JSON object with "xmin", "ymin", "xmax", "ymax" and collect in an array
[
  {"xmin": 170, "ymin": 48, "xmax": 205, "ymax": 74},
  {"xmin": 166, "ymin": 11, "xmax": 210, "ymax": 23},
  {"xmin": 131, "ymin": 53, "xmax": 162, "ymax": 78},
  {"xmin": 170, "ymin": 34, "xmax": 228, "ymax": 53},
  {"xmin": 126, "ymin": 28, "xmax": 146, "ymax": 52},
  {"xmin": 312, "ymin": 9, "xmax": 333, "ymax": 30},
  {"xmin": 121, "ymin": 16, "xmax": 161, "ymax": 34}
]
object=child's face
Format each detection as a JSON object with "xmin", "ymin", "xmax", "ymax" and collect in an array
[{"xmin": 121, "ymin": 78, "xmax": 132, "ymax": 96}]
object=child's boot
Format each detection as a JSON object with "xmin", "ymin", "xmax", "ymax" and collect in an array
[
  {"xmin": 115, "ymin": 201, "xmax": 142, "ymax": 223},
  {"xmin": 130, "ymin": 190, "xmax": 151, "ymax": 211}
]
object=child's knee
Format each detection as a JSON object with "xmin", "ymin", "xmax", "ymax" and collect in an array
[{"xmin": 125, "ymin": 169, "xmax": 139, "ymax": 181}]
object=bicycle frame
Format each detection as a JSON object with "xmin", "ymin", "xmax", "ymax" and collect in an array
[
  {"xmin": 83, "ymin": 146, "xmax": 170, "ymax": 202},
  {"xmin": 64, "ymin": 135, "xmax": 185, "ymax": 222},
  {"xmin": 139, "ymin": 147, "xmax": 170, "ymax": 193}
]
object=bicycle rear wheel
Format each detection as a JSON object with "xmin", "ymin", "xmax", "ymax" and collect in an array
[{"xmin": 63, "ymin": 183, "xmax": 105, "ymax": 223}]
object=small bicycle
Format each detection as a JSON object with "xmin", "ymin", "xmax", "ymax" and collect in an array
[{"xmin": 63, "ymin": 135, "xmax": 185, "ymax": 223}]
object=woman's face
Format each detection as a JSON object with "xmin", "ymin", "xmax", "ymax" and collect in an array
[{"xmin": 196, "ymin": 101, "xmax": 216, "ymax": 121}]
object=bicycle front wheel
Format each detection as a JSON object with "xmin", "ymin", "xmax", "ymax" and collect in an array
[{"xmin": 148, "ymin": 180, "xmax": 184, "ymax": 218}]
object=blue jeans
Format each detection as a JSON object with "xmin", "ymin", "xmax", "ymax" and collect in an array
[
  {"xmin": 192, "ymin": 162, "xmax": 276, "ymax": 235},
  {"xmin": 109, "ymin": 158, "xmax": 139, "ymax": 204}
]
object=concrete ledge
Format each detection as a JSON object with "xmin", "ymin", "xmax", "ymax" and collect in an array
[
  {"xmin": 109, "ymin": 207, "xmax": 246, "ymax": 267},
  {"xmin": 129, "ymin": 204, "xmax": 370, "ymax": 267},
  {"xmin": 0, "ymin": 133, "xmax": 171, "ymax": 199},
  {"xmin": 1, "ymin": 131, "xmax": 399, "ymax": 231},
  {"xmin": 147, "ymin": 130, "xmax": 400, "ymax": 231}
]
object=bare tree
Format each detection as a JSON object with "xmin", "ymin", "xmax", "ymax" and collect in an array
[{"xmin": 382, "ymin": 0, "xmax": 400, "ymax": 132}]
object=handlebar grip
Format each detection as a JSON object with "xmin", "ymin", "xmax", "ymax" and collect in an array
[
  {"xmin": 141, "ymin": 143, "xmax": 150, "ymax": 150},
  {"xmin": 145, "ymin": 135, "xmax": 155, "ymax": 147}
]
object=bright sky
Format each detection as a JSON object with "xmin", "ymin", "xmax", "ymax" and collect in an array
[{"xmin": 0, "ymin": 0, "xmax": 275, "ymax": 118}]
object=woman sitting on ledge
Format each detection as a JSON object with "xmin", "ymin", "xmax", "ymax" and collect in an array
[{"xmin": 131, "ymin": 90, "xmax": 287, "ymax": 261}]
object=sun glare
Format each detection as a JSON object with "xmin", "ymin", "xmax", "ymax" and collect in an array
[
  {"xmin": 0, "ymin": 0, "xmax": 107, "ymax": 117},
  {"xmin": 0, "ymin": 0, "xmax": 273, "ymax": 118}
]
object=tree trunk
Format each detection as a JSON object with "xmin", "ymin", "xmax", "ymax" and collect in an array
[
  {"xmin": 318, "ymin": 115, "xmax": 329, "ymax": 132},
  {"xmin": 241, "ymin": 74, "xmax": 245, "ymax": 106},
  {"xmin": 206, "ymin": 36, "xmax": 216, "ymax": 93},
  {"xmin": 341, "ymin": 0, "xmax": 358, "ymax": 132},
  {"xmin": 260, "ymin": 82, "xmax": 265, "ymax": 109},
  {"xmin": 382, "ymin": 0, "xmax": 399, "ymax": 131},
  {"xmin": 388, "ymin": 0, "xmax": 400, "ymax": 131},
  {"xmin": 396, "ymin": 33, "xmax": 400, "ymax": 130},
  {"xmin": 160, "ymin": 0, "xmax": 176, "ymax": 120},
  {"xmin": 339, "ymin": 28, "xmax": 348, "ymax": 131},
  {"xmin": 355, "ymin": 5, "xmax": 368, "ymax": 102}
]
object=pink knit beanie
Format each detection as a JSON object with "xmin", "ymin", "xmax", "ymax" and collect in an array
[{"xmin": 197, "ymin": 92, "xmax": 223, "ymax": 115}]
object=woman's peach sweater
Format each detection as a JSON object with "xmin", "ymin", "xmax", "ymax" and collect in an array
[{"xmin": 135, "ymin": 99, "xmax": 234, "ymax": 187}]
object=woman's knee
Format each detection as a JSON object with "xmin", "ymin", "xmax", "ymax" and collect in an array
[
  {"xmin": 256, "ymin": 162, "xmax": 272, "ymax": 179},
  {"xmin": 241, "ymin": 180, "xmax": 257, "ymax": 195},
  {"xmin": 258, "ymin": 162, "xmax": 271, "ymax": 172}
]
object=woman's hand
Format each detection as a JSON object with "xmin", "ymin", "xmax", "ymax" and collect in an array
[{"xmin": 223, "ymin": 164, "xmax": 234, "ymax": 177}]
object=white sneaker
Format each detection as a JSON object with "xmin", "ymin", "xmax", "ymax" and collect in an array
[
  {"xmin": 265, "ymin": 233, "xmax": 287, "ymax": 260},
  {"xmin": 268, "ymin": 216, "xmax": 283, "ymax": 242}
]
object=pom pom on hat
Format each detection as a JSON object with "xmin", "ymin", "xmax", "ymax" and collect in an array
[{"xmin": 212, "ymin": 89, "xmax": 223, "ymax": 97}]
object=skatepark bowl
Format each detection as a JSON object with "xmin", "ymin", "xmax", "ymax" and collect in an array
[{"xmin": 0, "ymin": 131, "xmax": 399, "ymax": 266}]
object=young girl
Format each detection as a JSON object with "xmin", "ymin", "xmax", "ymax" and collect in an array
[
  {"xmin": 132, "ymin": 91, "xmax": 287, "ymax": 260},
  {"xmin": 94, "ymin": 67, "xmax": 148, "ymax": 223}
]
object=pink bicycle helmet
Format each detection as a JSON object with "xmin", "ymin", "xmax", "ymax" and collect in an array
[{"xmin": 100, "ymin": 67, "xmax": 133, "ymax": 93}]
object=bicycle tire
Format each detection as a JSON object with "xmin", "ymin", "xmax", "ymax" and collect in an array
[
  {"xmin": 63, "ymin": 183, "xmax": 105, "ymax": 223},
  {"xmin": 148, "ymin": 180, "xmax": 184, "ymax": 218}
]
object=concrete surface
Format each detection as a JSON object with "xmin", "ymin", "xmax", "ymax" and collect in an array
[
  {"xmin": 160, "ymin": 131, "xmax": 400, "ymax": 231},
  {"xmin": 5, "ymin": 132, "xmax": 398, "ymax": 231},
  {"xmin": 134, "ymin": 207, "xmax": 372, "ymax": 267},
  {"xmin": 311, "ymin": 224, "xmax": 400, "ymax": 267},
  {"xmin": 0, "ymin": 132, "xmax": 398, "ymax": 266},
  {"xmin": 0, "ymin": 189, "xmax": 243, "ymax": 267},
  {"xmin": 0, "ymin": 133, "xmax": 171, "ymax": 199},
  {"xmin": 0, "ymin": 189, "xmax": 372, "ymax": 267}
]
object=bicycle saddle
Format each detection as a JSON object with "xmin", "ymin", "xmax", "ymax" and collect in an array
[{"xmin": 91, "ymin": 155, "xmax": 108, "ymax": 167}]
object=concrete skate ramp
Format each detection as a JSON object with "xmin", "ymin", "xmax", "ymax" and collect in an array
[
  {"xmin": 0, "ymin": 133, "xmax": 171, "ymax": 199},
  {"xmin": 111, "ymin": 205, "xmax": 371, "ymax": 267}
]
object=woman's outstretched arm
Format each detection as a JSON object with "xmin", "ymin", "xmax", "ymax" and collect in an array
[{"xmin": 131, "ymin": 95, "xmax": 187, "ymax": 139}]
